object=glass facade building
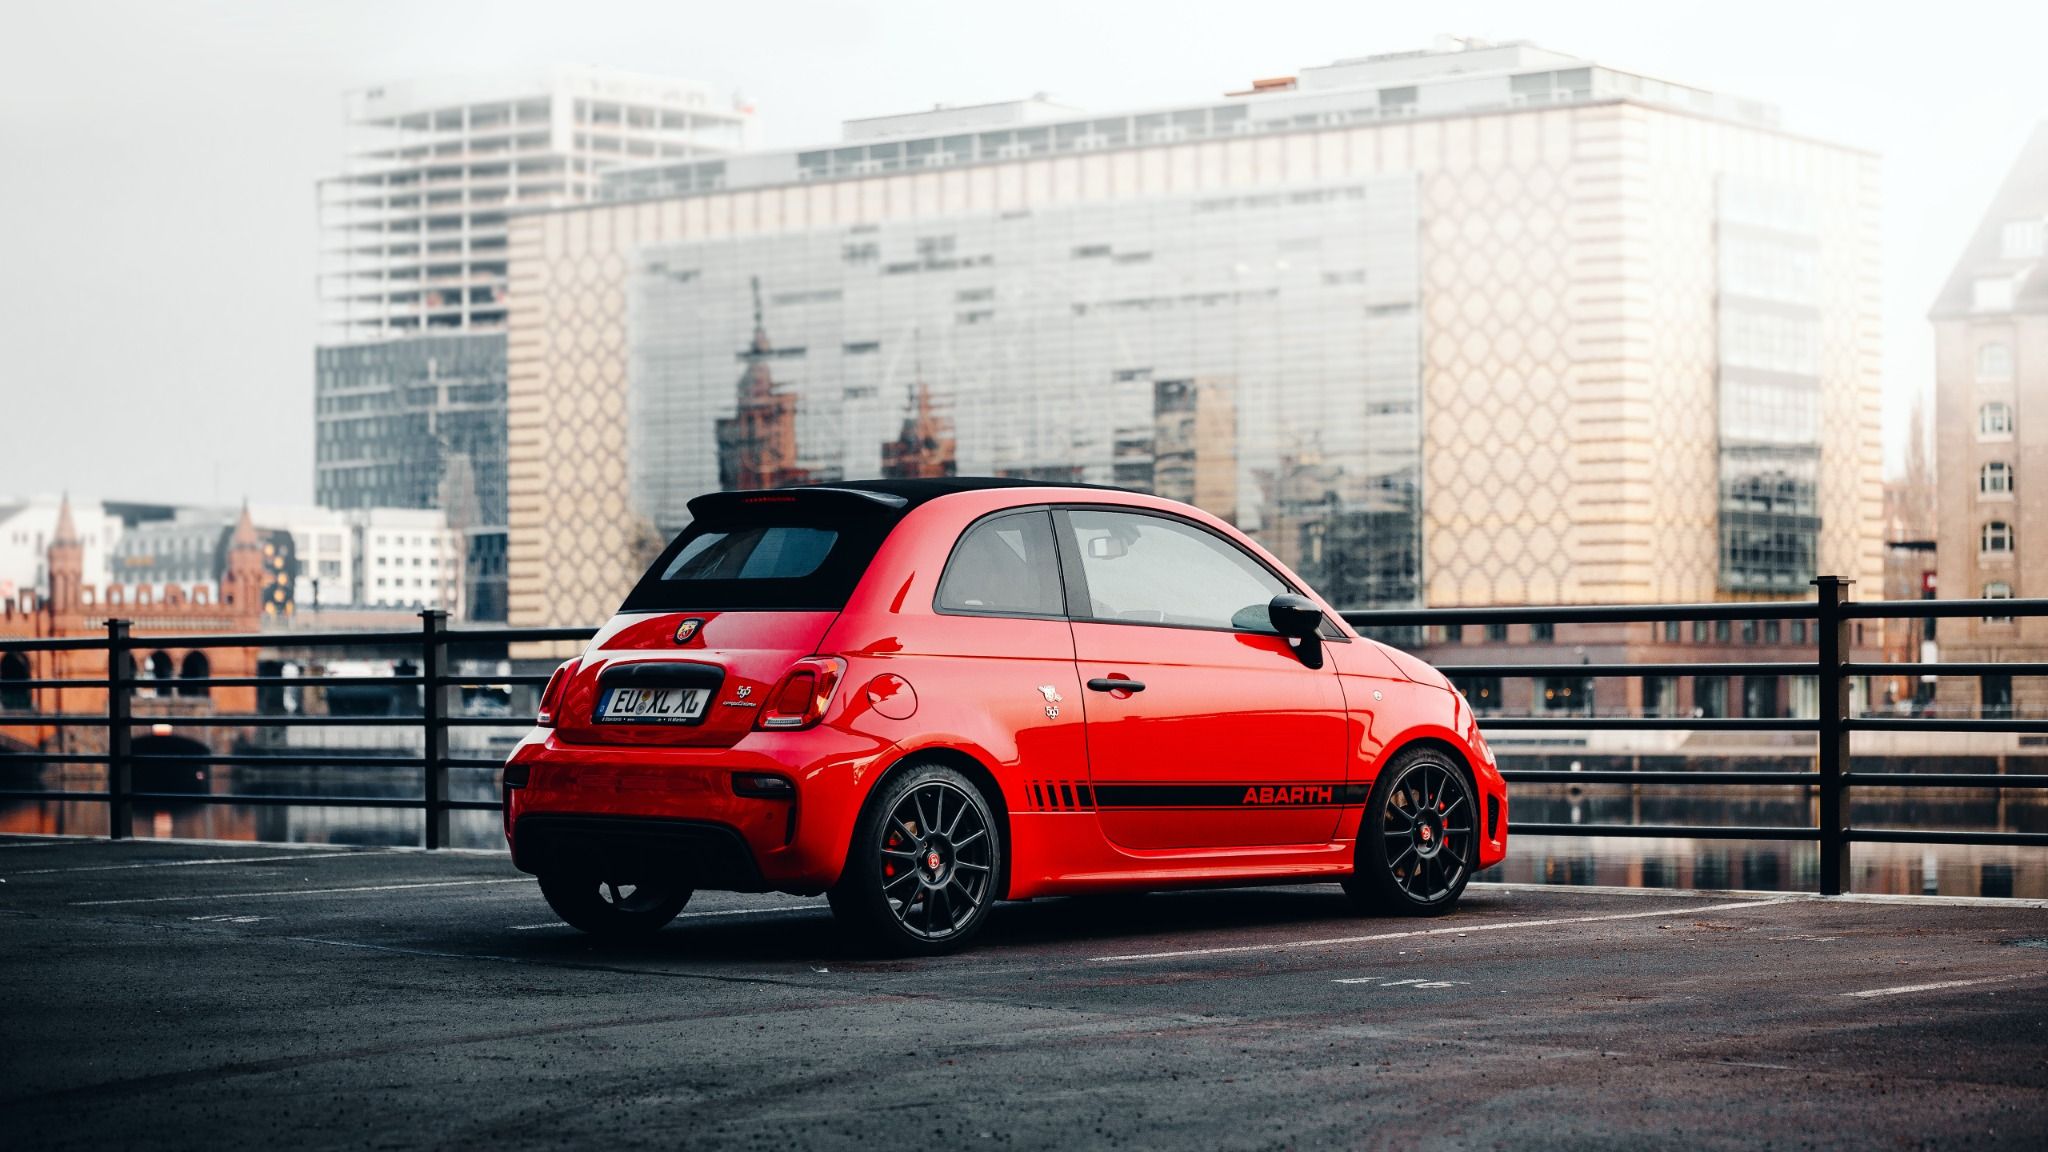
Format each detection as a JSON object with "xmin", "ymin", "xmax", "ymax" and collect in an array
[
  {"xmin": 505, "ymin": 42, "xmax": 1883, "ymax": 634},
  {"xmin": 628, "ymin": 177, "xmax": 1423, "ymax": 607},
  {"xmin": 315, "ymin": 333, "xmax": 508, "ymax": 530},
  {"xmin": 1715, "ymin": 177, "xmax": 1823, "ymax": 592},
  {"xmin": 314, "ymin": 334, "xmax": 510, "ymax": 622}
]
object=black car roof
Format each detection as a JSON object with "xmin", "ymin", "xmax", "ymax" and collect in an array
[{"xmin": 773, "ymin": 477, "xmax": 1137, "ymax": 509}]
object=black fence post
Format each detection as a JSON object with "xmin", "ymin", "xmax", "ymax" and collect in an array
[
  {"xmin": 421, "ymin": 609, "xmax": 449, "ymax": 850},
  {"xmin": 1813, "ymin": 575, "xmax": 1852, "ymax": 896},
  {"xmin": 105, "ymin": 618, "xmax": 132, "ymax": 841}
]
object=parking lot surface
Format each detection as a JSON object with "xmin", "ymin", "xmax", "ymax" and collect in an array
[{"xmin": 3, "ymin": 835, "xmax": 2044, "ymax": 1150}]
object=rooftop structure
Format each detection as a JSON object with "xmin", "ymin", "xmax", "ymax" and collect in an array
[
  {"xmin": 318, "ymin": 65, "xmax": 755, "ymax": 338},
  {"xmin": 598, "ymin": 37, "xmax": 1779, "ymax": 203}
]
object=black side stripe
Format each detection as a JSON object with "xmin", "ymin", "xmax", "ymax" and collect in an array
[{"xmin": 1091, "ymin": 783, "xmax": 1372, "ymax": 809}]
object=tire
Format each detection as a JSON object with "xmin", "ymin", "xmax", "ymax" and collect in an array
[
  {"xmin": 829, "ymin": 761, "xmax": 1003, "ymax": 955},
  {"xmin": 1343, "ymin": 745, "xmax": 1477, "ymax": 916},
  {"xmin": 538, "ymin": 871, "xmax": 692, "ymax": 938}
]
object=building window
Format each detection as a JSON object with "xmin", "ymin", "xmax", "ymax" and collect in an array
[
  {"xmin": 1714, "ymin": 619, "xmax": 1732, "ymax": 643},
  {"xmin": 1981, "ymin": 521, "xmax": 2015, "ymax": 554},
  {"xmin": 146, "ymin": 650, "xmax": 174, "ymax": 698},
  {"xmin": 1485, "ymin": 623, "xmax": 1508, "ymax": 642},
  {"xmin": 1450, "ymin": 676, "xmax": 1501, "ymax": 714},
  {"xmin": 1692, "ymin": 620, "xmax": 1709, "ymax": 643},
  {"xmin": 1441, "ymin": 624, "xmax": 1464, "ymax": 644},
  {"xmin": 0, "ymin": 651, "xmax": 31, "ymax": 711},
  {"xmin": 1643, "ymin": 675, "xmax": 1679, "ymax": 717},
  {"xmin": 1981, "ymin": 673, "xmax": 2013, "ymax": 719},
  {"xmin": 1974, "ymin": 277, "xmax": 2015, "ymax": 311},
  {"xmin": 1984, "ymin": 581, "xmax": 2013, "ymax": 624},
  {"xmin": 1791, "ymin": 620, "xmax": 1808, "ymax": 645},
  {"xmin": 1742, "ymin": 676, "xmax": 1778, "ymax": 718},
  {"xmin": 1662, "ymin": 620, "xmax": 1682, "ymax": 643},
  {"xmin": 1741, "ymin": 620, "xmax": 1758, "ymax": 644},
  {"xmin": 1538, "ymin": 676, "xmax": 1592, "ymax": 714},
  {"xmin": 1694, "ymin": 675, "xmax": 1727, "ymax": 718},
  {"xmin": 177, "ymin": 651, "xmax": 211, "ymax": 699},
  {"xmin": 1981, "ymin": 402, "xmax": 2015, "ymax": 436},
  {"xmin": 1981, "ymin": 461, "xmax": 2014, "ymax": 495},
  {"xmin": 2002, "ymin": 218, "xmax": 2045, "ymax": 260},
  {"xmin": 1977, "ymin": 343, "xmax": 2013, "ymax": 381},
  {"xmin": 1530, "ymin": 622, "xmax": 1555, "ymax": 642}
]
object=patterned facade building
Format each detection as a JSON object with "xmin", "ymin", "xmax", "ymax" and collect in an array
[{"xmin": 503, "ymin": 41, "xmax": 1883, "ymax": 637}]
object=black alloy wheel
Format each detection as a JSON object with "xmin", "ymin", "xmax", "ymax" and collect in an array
[
  {"xmin": 1343, "ymin": 746, "xmax": 1477, "ymax": 916},
  {"xmin": 830, "ymin": 762, "xmax": 1001, "ymax": 955},
  {"xmin": 537, "ymin": 871, "xmax": 693, "ymax": 938}
]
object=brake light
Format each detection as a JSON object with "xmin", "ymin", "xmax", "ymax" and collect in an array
[
  {"xmin": 757, "ymin": 657, "xmax": 845, "ymax": 730},
  {"xmin": 535, "ymin": 659, "xmax": 576, "ymax": 727}
]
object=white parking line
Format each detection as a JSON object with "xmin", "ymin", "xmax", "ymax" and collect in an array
[
  {"xmin": 509, "ymin": 904, "xmax": 823, "ymax": 930},
  {"xmin": 1091, "ymin": 898, "xmax": 1790, "ymax": 962},
  {"xmin": 71, "ymin": 878, "xmax": 533, "ymax": 906},
  {"xmin": 1842, "ymin": 973, "xmax": 2038, "ymax": 999},
  {"xmin": 9, "ymin": 851, "xmax": 372, "ymax": 876}
]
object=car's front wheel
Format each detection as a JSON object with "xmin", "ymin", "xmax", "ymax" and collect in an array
[
  {"xmin": 537, "ymin": 871, "xmax": 692, "ymax": 938},
  {"xmin": 829, "ymin": 761, "xmax": 1002, "ymax": 955},
  {"xmin": 1343, "ymin": 745, "xmax": 1477, "ymax": 916}
]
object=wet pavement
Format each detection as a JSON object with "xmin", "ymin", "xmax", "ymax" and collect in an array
[{"xmin": 3, "ymin": 834, "xmax": 2044, "ymax": 1150}]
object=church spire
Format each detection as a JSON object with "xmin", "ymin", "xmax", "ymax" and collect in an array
[
  {"xmin": 46, "ymin": 493, "xmax": 83, "ymax": 612},
  {"xmin": 53, "ymin": 492, "xmax": 78, "ymax": 546}
]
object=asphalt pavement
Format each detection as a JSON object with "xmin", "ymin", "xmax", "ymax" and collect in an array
[{"xmin": 3, "ymin": 834, "xmax": 2045, "ymax": 1150}]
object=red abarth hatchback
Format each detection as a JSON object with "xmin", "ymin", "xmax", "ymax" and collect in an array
[{"xmin": 503, "ymin": 479, "xmax": 1507, "ymax": 954}]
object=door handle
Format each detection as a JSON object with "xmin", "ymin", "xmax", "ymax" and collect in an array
[{"xmin": 1087, "ymin": 677, "xmax": 1146, "ymax": 693}]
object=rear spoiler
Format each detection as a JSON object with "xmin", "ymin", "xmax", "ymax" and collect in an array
[{"xmin": 684, "ymin": 487, "xmax": 909, "ymax": 521}]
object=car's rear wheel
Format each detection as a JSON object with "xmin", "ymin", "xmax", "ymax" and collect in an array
[
  {"xmin": 829, "ymin": 761, "xmax": 1002, "ymax": 955},
  {"xmin": 538, "ymin": 871, "xmax": 692, "ymax": 938},
  {"xmin": 1343, "ymin": 746, "xmax": 1476, "ymax": 916}
]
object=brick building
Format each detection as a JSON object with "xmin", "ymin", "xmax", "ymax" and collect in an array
[{"xmin": 1, "ymin": 498, "xmax": 267, "ymax": 811}]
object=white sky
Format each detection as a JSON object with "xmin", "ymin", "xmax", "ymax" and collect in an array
[{"xmin": 2, "ymin": 0, "xmax": 2043, "ymax": 506}]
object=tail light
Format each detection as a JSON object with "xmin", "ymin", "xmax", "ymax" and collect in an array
[
  {"xmin": 535, "ymin": 659, "xmax": 576, "ymax": 727},
  {"xmin": 757, "ymin": 657, "xmax": 845, "ymax": 731}
]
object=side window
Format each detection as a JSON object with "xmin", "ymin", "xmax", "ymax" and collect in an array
[
  {"xmin": 936, "ymin": 510, "xmax": 1064, "ymax": 617},
  {"xmin": 1066, "ymin": 509, "xmax": 1287, "ymax": 631}
]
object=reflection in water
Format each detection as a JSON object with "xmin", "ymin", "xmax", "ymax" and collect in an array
[
  {"xmin": 1492, "ymin": 834, "xmax": 2042, "ymax": 899},
  {"xmin": 2, "ymin": 765, "xmax": 2041, "ymax": 898}
]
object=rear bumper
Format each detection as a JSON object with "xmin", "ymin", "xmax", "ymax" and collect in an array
[
  {"xmin": 501, "ymin": 725, "xmax": 900, "ymax": 895},
  {"xmin": 511, "ymin": 814, "xmax": 765, "ymax": 890}
]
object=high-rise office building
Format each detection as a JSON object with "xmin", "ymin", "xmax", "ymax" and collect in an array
[
  {"xmin": 315, "ymin": 67, "xmax": 755, "ymax": 617},
  {"xmin": 502, "ymin": 39, "xmax": 1883, "ymax": 639},
  {"xmin": 1931, "ymin": 123, "xmax": 2048, "ymax": 717}
]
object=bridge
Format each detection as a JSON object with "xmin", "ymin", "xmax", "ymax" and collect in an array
[{"xmin": 3, "ymin": 835, "xmax": 2043, "ymax": 1148}]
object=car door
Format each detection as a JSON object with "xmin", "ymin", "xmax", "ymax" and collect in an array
[{"xmin": 1058, "ymin": 507, "xmax": 1349, "ymax": 850}]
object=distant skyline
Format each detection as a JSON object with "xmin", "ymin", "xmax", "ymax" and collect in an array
[{"xmin": 2, "ymin": 0, "xmax": 2043, "ymax": 505}]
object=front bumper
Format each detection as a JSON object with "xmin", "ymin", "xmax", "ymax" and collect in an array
[{"xmin": 502, "ymin": 725, "xmax": 900, "ymax": 894}]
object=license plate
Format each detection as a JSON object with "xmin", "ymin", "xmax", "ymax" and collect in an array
[{"xmin": 598, "ymin": 686, "xmax": 711, "ymax": 724}]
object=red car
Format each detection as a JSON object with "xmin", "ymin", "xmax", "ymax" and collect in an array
[{"xmin": 504, "ymin": 479, "xmax": 1507, "ymax": 953}]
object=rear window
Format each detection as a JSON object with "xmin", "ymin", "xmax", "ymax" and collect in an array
[
  {"xmin": 620, "ymin": 491, "xmax": 906, "ymax": 612},
  {"xmin": 663, "ymin": 526, "xmax": 837, "ymax": 581}
]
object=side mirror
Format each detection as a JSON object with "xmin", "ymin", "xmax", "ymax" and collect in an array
[
  {"xmin": 1268, "ymin": 594, "xmax": 1326, "ymax": 669},
  {"xmin": 1268, "ymin": 594, "xmax": 1323, "ymax": 639}
]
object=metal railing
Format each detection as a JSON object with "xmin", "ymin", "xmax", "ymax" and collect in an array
[
  {"xmin": 0, "ymin": 612, "xmax": 592, "ymax": 849},
  {"xmin": 1, "ymin": 576, "xmax": 2042, "ymax": 893},
  {"xmin": 1344, "ymin": 576, "xmax": 2048, "ymax": 894}
]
